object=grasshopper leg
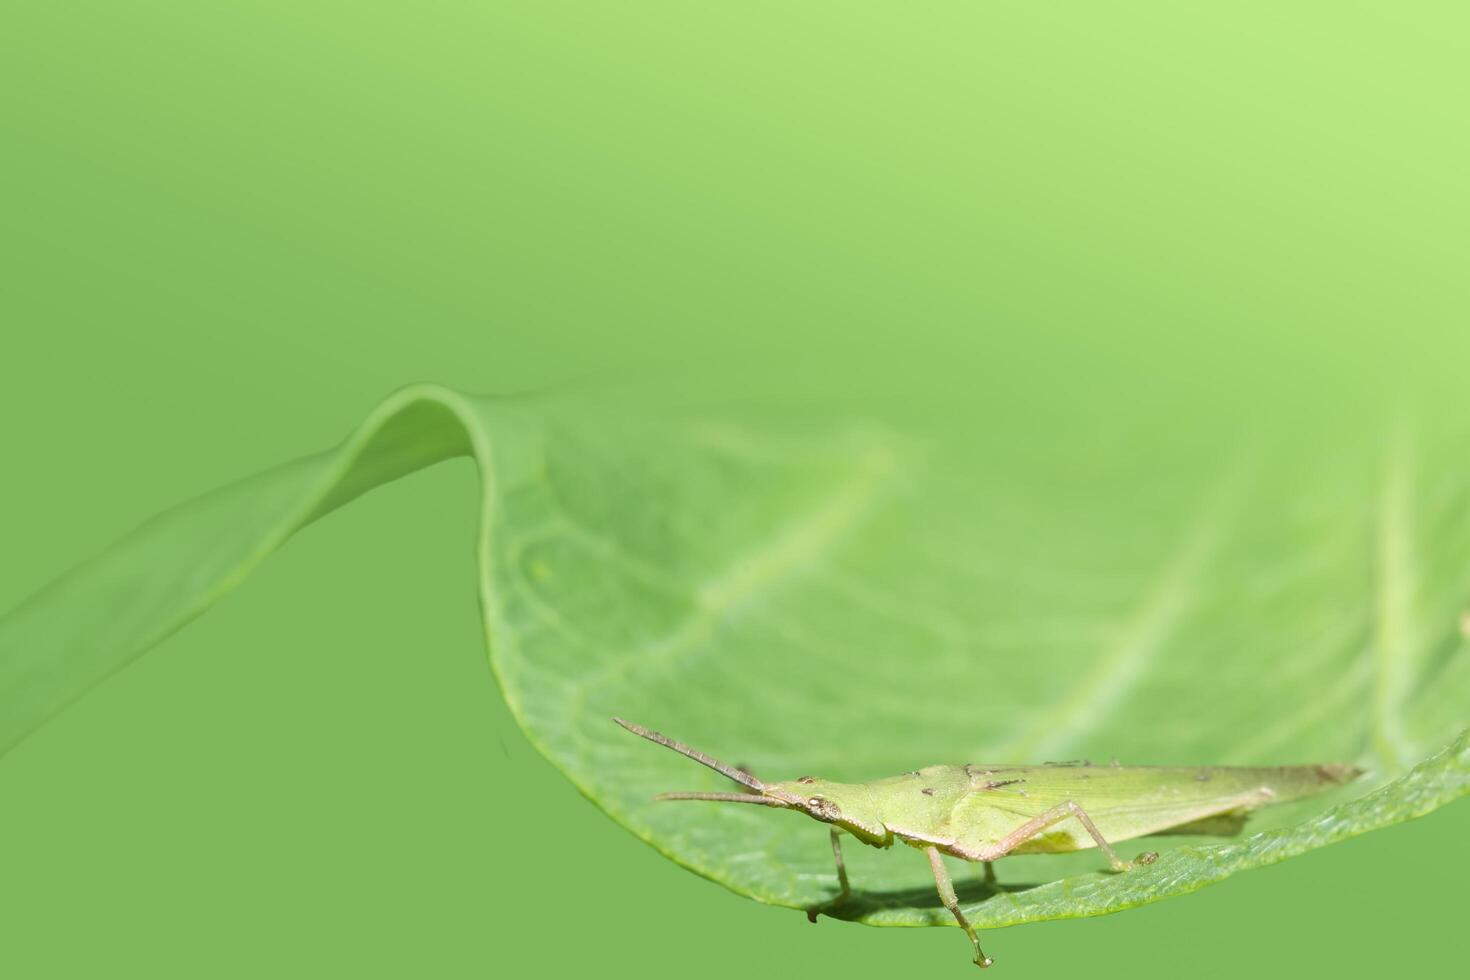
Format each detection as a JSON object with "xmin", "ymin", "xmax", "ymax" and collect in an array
[
  {"xmin": 977, "ymin": 800, "xmax": 1133, "ymax": 871},
  {"xmin": 806, "ymin": 827, "xmax": 853, "ymax": 923},
  {"xmin": 926, "ymin": 846, "xmax": 993, "ymax": 968},
  {"xmin": 982, "ymin": 860, "xmax": 997, "ymax": 886}
]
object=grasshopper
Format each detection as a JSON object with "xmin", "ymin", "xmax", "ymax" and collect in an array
[{"xmin": 614, "ymin": 718, "xmax": 1363, "ymax": 967}]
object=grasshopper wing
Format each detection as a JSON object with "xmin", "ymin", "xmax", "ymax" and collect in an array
[{"xmin": 945, "ymin": 763, "xmax": 1356, "ymax": 857}]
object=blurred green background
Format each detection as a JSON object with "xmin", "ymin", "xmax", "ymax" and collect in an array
[{"xmin": 2, "ymin": 2, "xmax": 1466, "ymax": 976}]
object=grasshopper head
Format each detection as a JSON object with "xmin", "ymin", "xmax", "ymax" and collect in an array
[
  {"xmin": 613, "ymin": 718, "xmax": 888, "ymax": 842},
  {"xmin": 765, "ymin": 776, "xmax": 888, "ymax": 843}
]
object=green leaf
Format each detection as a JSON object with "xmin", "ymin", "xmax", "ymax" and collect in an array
[{"xmin": 3, "ymin": 384, "xmax": 1467, "ymax": 931}]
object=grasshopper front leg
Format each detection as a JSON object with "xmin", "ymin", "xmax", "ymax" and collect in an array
[{"xmin": 806, "ymin": 827, "xmax": 852, "ymax": 923}]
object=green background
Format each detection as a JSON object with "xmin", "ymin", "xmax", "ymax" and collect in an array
[{"xmin": 3, "ymin": 2, "xmax": 1466, "ymax": 977}]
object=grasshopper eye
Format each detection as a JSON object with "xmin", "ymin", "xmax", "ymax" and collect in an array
[{"xmin": 806, "ymin": 796, "xmax": 842, "ymax": 821}]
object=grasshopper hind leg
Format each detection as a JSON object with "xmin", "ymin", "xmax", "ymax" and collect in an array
[
  {"xmin": 926, "ymin": 846, "xmax": 993, "ymax": 968},
  {"xmin": 970, "ymin": 800, "xmax": 1134, "ymax": 872}
]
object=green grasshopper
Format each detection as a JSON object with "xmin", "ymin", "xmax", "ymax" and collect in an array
[{"xmin": 614, "ymin": 718, "xmax": 1362, "ymax": 967}]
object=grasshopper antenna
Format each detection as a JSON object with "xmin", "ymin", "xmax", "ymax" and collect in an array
[
  {"xmin": 654, "ymin": 792, "xmax": 788, "ymax": 806},
  {"xmin": 613, "ymin": 718, "xmax": 767, "ymax": 793}
]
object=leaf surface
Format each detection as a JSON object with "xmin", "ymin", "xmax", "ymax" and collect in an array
[{"xmin": 2, "ymin": 384, "xmax": 1467, "ymax": 928}]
